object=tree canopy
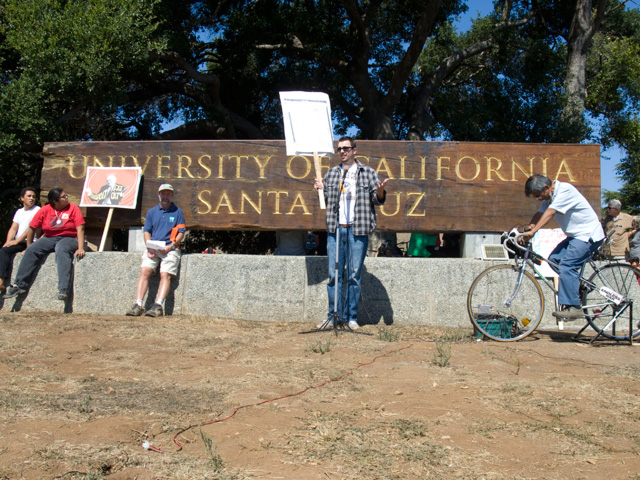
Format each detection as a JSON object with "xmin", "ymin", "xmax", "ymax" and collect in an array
[{"xmin": 0, "ymin": 0, "xmax": 639, "ymax": 236}]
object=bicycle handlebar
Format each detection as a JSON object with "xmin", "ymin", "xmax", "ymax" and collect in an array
[{"xmin": 502, "ymin": 228, "xmax": 529, "ymax": 255}]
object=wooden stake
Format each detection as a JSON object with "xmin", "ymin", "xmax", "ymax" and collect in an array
[
  {"xmin": 313, "ymin": 152, "xmax": 326, "ymax": 210},
  {"xmin": 99, "ymin": 208, "xmax": 114, "ymax": 252}
]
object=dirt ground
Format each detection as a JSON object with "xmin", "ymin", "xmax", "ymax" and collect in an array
[{"xmin": 0, "ymin": 311, "xmax": 639, "ymax": 480}]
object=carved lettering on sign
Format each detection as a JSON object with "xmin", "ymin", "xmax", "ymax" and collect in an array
[{"xmin": 43, "ymin": 140, "xmax": 600, "ymax": 232}]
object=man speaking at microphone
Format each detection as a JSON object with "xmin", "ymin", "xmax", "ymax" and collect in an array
[{"xmin": 314, "ymin": 136, "xmax": 388, "ymax": 329}]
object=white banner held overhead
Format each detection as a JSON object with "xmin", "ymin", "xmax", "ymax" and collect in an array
[
  {"xmin": 279, "ymin": 91, "xmax": 334, "ymax": 156},
  {"xmin": 280, "ymin": 91, "xmax": 335, "ymax": 209}
]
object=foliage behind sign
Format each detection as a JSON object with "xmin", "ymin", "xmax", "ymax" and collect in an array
[{"xmin": 42, "ymin": 140, "xmax": 600, "ymax": 232}]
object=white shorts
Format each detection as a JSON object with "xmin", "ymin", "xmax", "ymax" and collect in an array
[{"xmin": 141, "ymin": 249, "xmax": 181, "ymax": 276}]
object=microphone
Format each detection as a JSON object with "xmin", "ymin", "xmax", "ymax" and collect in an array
[
  {"xmin": 336, "ymin": 165, "xmax": 349, "ymax": 214},
  {"xmin": 339, "ymin": 164, "xmax": 349, "ymax": 191}
]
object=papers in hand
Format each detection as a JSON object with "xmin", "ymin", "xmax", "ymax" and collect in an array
[{"xmin": 146, "ymin": 240, "xmax": 168, "ymax": 257}]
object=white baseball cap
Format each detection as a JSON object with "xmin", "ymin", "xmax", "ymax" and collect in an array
[{"xmin": 158, "ymin": 184, "xmax": 174, "ymax": 192}]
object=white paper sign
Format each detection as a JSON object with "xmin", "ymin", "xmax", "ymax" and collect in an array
[
  {"xmin": 531, "ymin": 228, "xmax": 566, "ymax": 278},
  {"xmin": 279, "ymin": 91, "xmax": 334, "ymax": 156}
]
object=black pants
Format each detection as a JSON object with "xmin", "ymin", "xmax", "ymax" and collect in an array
[{"xmin": 0, "ymin": 242, "xmax": 27, "ymax": 281}]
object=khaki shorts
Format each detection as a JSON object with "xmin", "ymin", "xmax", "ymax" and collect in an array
[{"xmin": 141, "ymin": 249, "xmax": 181, "ymax": 276}]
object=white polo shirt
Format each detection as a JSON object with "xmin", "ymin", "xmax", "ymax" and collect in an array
[{"xmin": 539, "ymin": 181, "xmax": 604, "ymax": 242}]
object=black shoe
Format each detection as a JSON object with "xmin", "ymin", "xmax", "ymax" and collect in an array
[
  {"xmin": 57, "ymin": 289, "xmax": 68, "ymax": 300},
  {"xmin": 144, "ymin": 303, "xmax": 163, "ymax": 317},
  {"xmin": 126, "ymin": 303, "xmax": 144, "ymax": 316},
  {"xmin": 3, "ymin": 285, "xmax": 26, "ymax": 299}
]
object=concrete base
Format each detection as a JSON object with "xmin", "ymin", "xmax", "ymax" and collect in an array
[
  {"xmin": 128, "ymin": 227, "xmax": 146, "ymax": 252},
  {"xmin": 0, "ymin": 252, "xmax": 562, "ymax": 329},
  {"xmin": 461, "ymin": 232, "xmax": 503, "ymax": 258}
]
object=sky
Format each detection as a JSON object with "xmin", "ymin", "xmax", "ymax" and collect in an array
[{"xmin": 457, "ymin": 1, "xmax": 625, "ymax": 203}]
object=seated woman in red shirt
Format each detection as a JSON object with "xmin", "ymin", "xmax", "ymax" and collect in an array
[{"xmin": 2, "ymin": 187, "xmax": 85, "ymax": 301}]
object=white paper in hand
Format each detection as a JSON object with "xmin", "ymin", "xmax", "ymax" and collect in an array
[{"xmin": 146, "ymin": 240, "xmax": 168, "ymax": 258}]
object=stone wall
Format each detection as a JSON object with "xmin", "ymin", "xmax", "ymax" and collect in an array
[{"xmin": 0, "ymin": 253, "xmax": 562, "ymax": 329}]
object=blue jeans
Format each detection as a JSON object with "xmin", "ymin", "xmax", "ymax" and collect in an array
[
  {"xmin": 326, "ymin": 227, "xmax": 368, "ymax": 323},
  {"xmin": 14, "ymin": 236, "xmax": 78, "ymax": 292},
  {"xmin": 548, "ymin": 236, "xmax": 603, "ymax": 307}
]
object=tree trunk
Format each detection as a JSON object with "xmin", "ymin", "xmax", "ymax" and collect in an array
[{"xmin": 559, "ymin": 0, "xmax": 608, "ymax": 142}]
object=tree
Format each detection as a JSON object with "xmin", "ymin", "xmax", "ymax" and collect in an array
[
  {"xmin": 0, "ymin": 0, "xmax": 164, "ymax": 231},
  {"xmin": 417, "ymin": 0, "xmax": 640, "ymax": 180},
  {"xmin": 587, "ymin": 4, "xmax": 640, "ymax": 210},
  {"xmin": 2, "ymin": 0, "xmax": 639, "ymax": 236}
]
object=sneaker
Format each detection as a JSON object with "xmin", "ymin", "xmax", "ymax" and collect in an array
[
  {"xmin": 57, "ymin": 289, "xmax": 68, "ymax": 300},
  {"xmin": 126, "ymin": 303, "xmax": 144, "ymax": 316},
  {"xmin": 552, "ymin": 306, "xmax": 585, "ymax": 320},
  {"xmin": 348, "ymin": 321, "xmax": 360, "ymax": 330},
  {"xmin": 2, "ymin": 285, "xmax": 26, "ymax": 299},
  {"xmin": 144, "ymin": 303, "xmax": 163, "ymax": 317}
]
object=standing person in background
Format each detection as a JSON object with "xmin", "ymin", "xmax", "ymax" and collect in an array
[
  {"xmin": 627, "ymin": 217, "xmax": 640, "ymax": 267},
  {"xmin": 0, "ymin": 187, "xmax": 40, "ymax": 294},
  {"xmin": 126, "ymin": 184, "xmax": 185, "ymax": 318},
  {"xmin": 602, "ymin": 199, "xmax": 633, "ymax": 261},
  {"xmin": 274, "ymin": 230, "xmax": 307, "ymax": 255},
  {"xmin": 2, "ymin": 188, "xmax": 85, "ymax": 301},
  {"xmin": 313, "ymin": 136, "xmax": 388, "ymax": 329}
]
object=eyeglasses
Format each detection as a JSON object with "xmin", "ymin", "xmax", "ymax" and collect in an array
[
  {"xmin": 59, "ymin": 194, "xmax": 68, "ymax": 199},
  {"xmin": 336, "ymin": 147, "xmax": 353, "ymax": 152}
]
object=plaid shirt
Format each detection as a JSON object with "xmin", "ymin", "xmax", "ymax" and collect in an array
[{"xmin": 323, "ymin": 160, "xmax": 385, "ymax": 236}]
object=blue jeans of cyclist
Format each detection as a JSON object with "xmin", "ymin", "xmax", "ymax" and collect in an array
[
  {"xmin": 548, "ymin": 236, "xmax": 603, "ymax": 307},
  {"xmin": 326, "ymin": 227, "xmax": 368, "ymax": 324}
]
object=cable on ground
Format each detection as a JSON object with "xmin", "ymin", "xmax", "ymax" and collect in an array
[{"xmin": 142, "ymin": 342, "xmax": 414, "ymax": 454}]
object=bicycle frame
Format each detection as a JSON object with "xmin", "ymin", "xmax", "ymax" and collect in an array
[{"xmin": 507, "ymin": 234, "xmax": 634, "ymax": 341}]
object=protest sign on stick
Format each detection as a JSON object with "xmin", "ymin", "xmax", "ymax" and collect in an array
[
  {"xmin": 80, "ymin": 167, "xmax": 142, "ymax": 251},
  {"xmin": 280, "ymin": 91, "xmax": 334, "ymax": 209}
]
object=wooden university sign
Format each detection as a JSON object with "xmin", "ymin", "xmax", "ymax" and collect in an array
[{"xmin": 41, "ymin": 140, "xmax": 601, "ymax": 233}]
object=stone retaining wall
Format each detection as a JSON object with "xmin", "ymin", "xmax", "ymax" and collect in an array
[{"xmin": 0, "ymin": 253, "xmax": 560, "ymax": 328}]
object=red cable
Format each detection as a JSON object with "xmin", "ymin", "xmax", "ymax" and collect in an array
[{"xmin": 142, "ymin": 343, "xmax": 414, "ymax": 453}]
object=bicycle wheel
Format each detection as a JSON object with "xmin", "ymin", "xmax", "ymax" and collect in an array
[
  {"xmin": 467, "ymin": 264, "xmax": 545, "ymax": 341},
  {"xmin": 582, "ymin": 263, "xmax": 640, "ymax": 341}
]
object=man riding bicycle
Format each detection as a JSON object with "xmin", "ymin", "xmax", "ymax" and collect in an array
[{"xmin": 521, "ymin": 174, "xmax": 605, "ymax": 320}]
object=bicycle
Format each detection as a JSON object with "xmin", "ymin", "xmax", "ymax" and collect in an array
[{"xmin": 467, "ymin": 228, "xmax": 640, "ymax": 343}]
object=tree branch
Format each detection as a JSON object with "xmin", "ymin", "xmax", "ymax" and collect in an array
[{"xmin": 383, "ymin": 0, "xmax": 443, "ymax": 113}]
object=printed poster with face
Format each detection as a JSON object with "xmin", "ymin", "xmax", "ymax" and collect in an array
[{"xmin": 80, "ymin": 167, "xmax": 142, "ymax": 209}]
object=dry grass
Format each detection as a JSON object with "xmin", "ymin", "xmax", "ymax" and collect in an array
[{"xmin": 0, "ymin": 311, "xmax": 639, "ymax": 479}]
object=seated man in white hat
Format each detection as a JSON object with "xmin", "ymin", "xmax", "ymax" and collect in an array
[{"xmin": 126, "ymin": 184, "xmax": 185, "ymax": 317}]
